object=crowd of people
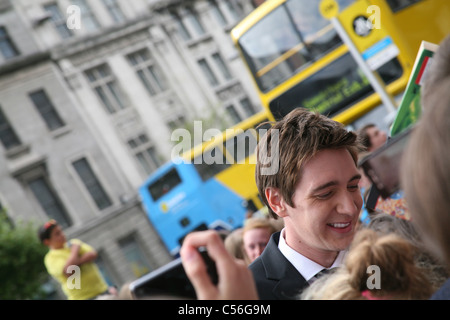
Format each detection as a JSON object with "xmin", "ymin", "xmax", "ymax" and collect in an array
[
  {"xmin": 37, "ymin": 34, "xmax": 450, "ymax": 300},
  {"xmin": 179, "ymin": 34, "xmax": 450, "ymax": 301}
]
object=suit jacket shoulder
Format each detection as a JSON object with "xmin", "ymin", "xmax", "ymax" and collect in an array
[{"xmin": 249, "ymin": 231, "xmax": 308, "ymax": 300}]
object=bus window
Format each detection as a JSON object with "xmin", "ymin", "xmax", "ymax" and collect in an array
[
  {"xmin": 239, "ymin": 4, "xmax": 310, "ymax": 92},
  {"xmin": 285, "ymin": 0, "xmax": 341, "ymax": 52},
  {"xmin": 386, "ymin": 0, "xmax": 422, "ymax": 12},
  {"xmin": 193, "ymin": 147, "xmax": 230, "ymax": 181},
  {"xmin": 238, "ymin": 0, "xmax": 354, "ymax": 93},
  {"xmin": 147, "ymin": 168, "xmax": 182, "ymax": 201},
  {"xmin": 255, "ymin": 119, "xmax": 272, "ymax": 133},
  {"xmin": 287, "ymin": 0, "xmax": 354, "ymax": 44},
  {"xmin": 269, "ymin": 53, "xmax": 403, "ymax": 120},
  {"xmin": 224, "ymin": 130, "xmax": 258, "ymax": 164}
]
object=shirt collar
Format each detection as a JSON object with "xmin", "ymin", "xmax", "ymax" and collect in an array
[{"xmin": 278, "ymin": 228, "xmax": 347, "ymax": 282}]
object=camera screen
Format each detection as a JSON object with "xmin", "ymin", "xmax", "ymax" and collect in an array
[{"xmin": 129, "ymin": 249, "xmax": 217, "ymax": 300}]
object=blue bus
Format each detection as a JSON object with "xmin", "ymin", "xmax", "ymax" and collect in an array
[{"xmin": 139, "ymin": 111, "xmax": 270, "ymax": 256}]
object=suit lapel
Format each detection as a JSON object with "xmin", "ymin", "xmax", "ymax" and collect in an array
[{"xmin": 260, "ymin": 232, "xmax": 308, "ymax": 300}]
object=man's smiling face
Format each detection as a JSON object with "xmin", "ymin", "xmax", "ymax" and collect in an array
[{"xmin": 281, "ymin": 148, "xmax": 362, "ymax": 261}]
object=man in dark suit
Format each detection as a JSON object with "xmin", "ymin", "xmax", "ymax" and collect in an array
[
  {"xmin": 249, "ymin": 232, "xmax": 306, "ymax": 300},
  {"xmin": 250, "ymin": 108, "xmax": 363, "ymax": 299},
  {"xmin": 249, "ymin": 229, "xmax": 346, "ymax": 300},
  {"xmin": 179, "ymin": 108, "xmax": 364, "ymax": 300}
]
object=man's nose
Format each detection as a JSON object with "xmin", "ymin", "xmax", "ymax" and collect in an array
[{"xmin": 337, "ymin": 191, "xmax": 360, "ymax": 215}]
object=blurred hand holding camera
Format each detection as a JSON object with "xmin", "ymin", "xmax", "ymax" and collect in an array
[{"xmin": 180, "ymin": 230, "xmax": 258, "ymax": 300}]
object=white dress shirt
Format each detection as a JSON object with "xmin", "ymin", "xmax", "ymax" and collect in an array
[{"xmin": 278, "ymin": 228, "xmax": 347, "ymax": 284}]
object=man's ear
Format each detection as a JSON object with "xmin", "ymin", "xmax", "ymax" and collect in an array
[{"xmin": 265, "ymin": 187, "xmax": 288, "ymax": 218}]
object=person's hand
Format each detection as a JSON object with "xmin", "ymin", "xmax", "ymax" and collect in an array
[
  {"xmin": 108, "ymin": 286, "xmax": 119, "ymax": 296},
  {"xmin": 68, "ymin": 241, "xmax": 81, "ymax": 252},
  {"xmin": 180, "ymin": 230, "xmax": 258, "ymax": 300}
]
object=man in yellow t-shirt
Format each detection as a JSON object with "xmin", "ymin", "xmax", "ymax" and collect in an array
[{"xmin": 38, "ymin": 219, "xmax": 113, "ymax": 300}]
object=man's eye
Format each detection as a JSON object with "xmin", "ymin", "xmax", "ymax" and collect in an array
[
  {"xmin": 348, "ymin": 185, "xmax": 359, "ymax": 191},
  {"xmin": 317, "ymin": 192, "xmax": 332, "ymax": 199}
]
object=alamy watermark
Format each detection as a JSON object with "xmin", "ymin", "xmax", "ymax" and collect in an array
[
  {"xmin": 170, "ymin": 123, "xmax": 280, "ymax": 176},
  {"xmin": 367, "ymin": 5, "xmax": 381, "ymax": 30},
  {"xmin": 66, "ymin": 265, "xmax": 81, "ymax": 289},
  {"xmin": 66, "ymin": 5, "xmax": 81, "ymax": 30},
  {"xmin": 353, "ymin": 5, "xmax": 381, "ymax": 36},
  {"xmin": 366, "ymin": 264, "xmax": 381, "ymax": 289}
]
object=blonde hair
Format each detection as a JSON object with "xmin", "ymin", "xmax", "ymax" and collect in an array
[
  {"xmin": 300, "ymin": 229, "xmax": 434, "ymax": 300},
  {"xmin": 224, "ymin": 228, "xmax": 246, "ymax": 261},
  {"xmin": 243, "ymin": 217, "xmax": 277, "ymax": 235}
]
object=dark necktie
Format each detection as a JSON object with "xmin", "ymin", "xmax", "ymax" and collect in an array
[{"xmin": 314, "ymin": 267, "xmax": 336, "ymax": 280}]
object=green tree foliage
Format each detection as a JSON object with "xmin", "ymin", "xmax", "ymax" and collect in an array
[{"xmin": 0, "ymin": 214, "xmax": 49, "ymax": 299}]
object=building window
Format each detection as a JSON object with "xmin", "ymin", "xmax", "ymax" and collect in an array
[
  {"xmin": 28, "ymin": 177, "xmax": 71, "ymax": 228},
  {"xmin": 170, "ymin": 12, "xmax": 191, "ymax": 41},
  {"xmin": 102, "ymin": 0, "xmax": 126, "ymax": 23},
  {"xmin": 183, "ymin": 6, "xmax": 206, "ymax": 37},
  {"xmin": 0, "ymin": 107, "xmax": 21, "ymax": 150},
  {"xmin": 119, "ymin": 234, "xmax": 152, "ymax": 278},
  {"xmin": 198, "ymin": 58, "xmax": 219, "ymax": 87},
  {"xmin": 72, "ymin": 0, "xmax": 100, "ymax": 31},
  {"xmin": 72, "ymin": 158, "xmax": 112, "ymax": 210},
  {"xmin": 29, "ymin": 89, "xmax": 65, "ymax": 131},
  {"xmin": 171, "ymin": 6, "xmax": 206, "ymax": 41},
  {"xmin": 198, "ymin": 53, "xmax": 233, "ymax": 87},
  {"xmin": 128, "ymin": 133, "xmax": 162, "ymax": 175},
  {"xmin": 226, "ymin": 104, "xmax": 242, "ymax": 124},
  {"xmin": 212, "ymin": 52, "xmax": 233, "ymax": 81},
  {"xmin": 208, "ymin": 0, "xmax": 228, "ymax": 27},
  {"xmin": 0, "ymin": 27, "xmax": 19, "ymax": 59},
  {"xmin": 167, "ymin": 115, "xmax": 186, "ymax": 132},
  {"xmin": 85, "ymin": 64, "xmax": 126, "ymax": 114},
  {"xmin": 96, "ymin": 252, "xmax": 117, "ymax": 287},
  {"xmin": 127, "ymin": 49, "xmax": 168, "ymax": 96},
  {"xmin": 240, "ymin": 97, "xmax": 256, "ymax": 117},
  {"xmin": 44, "ymin": 3, "xmax": 73, "ymax": 39},
  {"xmin": 224, "ymin": 0, "xmax": 244, "ymax": 21}
]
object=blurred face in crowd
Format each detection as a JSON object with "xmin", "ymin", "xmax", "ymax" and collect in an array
[
  {"xmin": 367, "ymin": 126, "xmax": 387, "ymax": 151},
  {"xmin": 243, "ymin": 227, "xmax": 272, "ymax": 262},
  {"xmin": 44, "ymin": 225, "xmax": 67, "ymax": 249}
]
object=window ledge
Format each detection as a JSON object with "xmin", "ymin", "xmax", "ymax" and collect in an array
[
  {"xmin": 4, "ymin": 144, "xmax": 30, "ymax": 160},
  {"xmin": 185, "ymin": 33, "xmax": 213, "ymax": 48},
  {"xmin": 51, "ymin": 125, "xmax": 72, "ymax": 139},
  {"xmin": 8, "ymin": 152, "xmax": 47, "ymax": 181}
]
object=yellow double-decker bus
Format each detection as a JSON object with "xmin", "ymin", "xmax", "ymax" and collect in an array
[{"xmin": 231, "ymin": 0, "xmax": 450, "ymax": 125}]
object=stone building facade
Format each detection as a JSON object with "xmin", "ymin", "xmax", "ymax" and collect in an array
[{"xmin": 0, "ymin": 0, "xmax": 261, "ymax": 298}]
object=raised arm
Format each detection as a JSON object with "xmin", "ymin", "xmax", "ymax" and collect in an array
[{"xmin": 63, "ymin": 241, "xmax": 98, "ymax": 277}]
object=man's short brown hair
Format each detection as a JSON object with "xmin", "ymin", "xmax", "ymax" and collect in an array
[{"xmin": 256, "ymin": 108, "xmax": 362, "ymax": 219}]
